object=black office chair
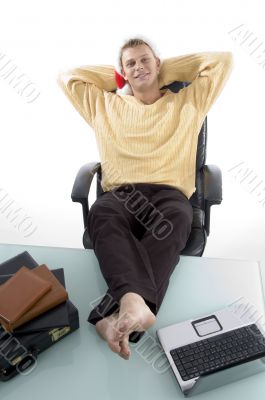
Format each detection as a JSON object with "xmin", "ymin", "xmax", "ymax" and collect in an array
[{"xmin": 71, "ymin": 80, "xmax": 222, "ymax": 257}]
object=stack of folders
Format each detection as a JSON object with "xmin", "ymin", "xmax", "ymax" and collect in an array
[{"xmin": 0, "ymin": 251, "xmax": 80, "ymax": 382}]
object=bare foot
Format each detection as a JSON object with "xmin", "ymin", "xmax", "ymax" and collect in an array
[
  {"xmin": 95, "ymin": 312, "xmax": 131, "ymax": 360},
  {"xmin": 118, "ymin": 292, "xmax": 156, "ymax": 337}
]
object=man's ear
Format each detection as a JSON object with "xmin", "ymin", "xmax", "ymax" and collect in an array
[
  {"xmin": 155, "ymin": 56, "xmax": 161, "ymax": 71},
  {"xmin": 121, "ymin": 68, "xmax": 128, "ymax": 81}
]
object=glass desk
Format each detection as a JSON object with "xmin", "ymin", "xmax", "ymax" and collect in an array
[{"xmin": 0, "ymin": 243, "xmax": 265, "ymax": 399}]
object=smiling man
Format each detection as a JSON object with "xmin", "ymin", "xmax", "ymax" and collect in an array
[
  {"xmin": 120, "ymin": 44, "xmax": 163, "ymax": 104},
  {"xmin": 57, "ymin": 38, "xmax": 234, "ymax": 361}
]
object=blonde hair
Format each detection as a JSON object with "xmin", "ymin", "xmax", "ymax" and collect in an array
[{"xmin": 118, "ymin": 37, "xmax": 157, "ymax": 72}]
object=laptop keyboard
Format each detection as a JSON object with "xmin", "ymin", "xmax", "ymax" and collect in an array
[{"xmin": 170, "ymin": 324, "xmax": 265, "ymax": 381}]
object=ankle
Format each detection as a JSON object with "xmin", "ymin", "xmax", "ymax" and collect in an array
[{"xmin": 119, "ymin": 292, "xmax": 145, "ymax": 305}]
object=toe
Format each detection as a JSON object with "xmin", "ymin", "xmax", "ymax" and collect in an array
[
  {"xmin": 108, "ymin": 340, "xmax": 121, "ymax": 354},
  {"xmin": 118, "ymin": 352, "xmax": 130, "ymax": 360},
  {"xmin": 120, "ymin": 336, "xmax": 131, "ymax": 359}
]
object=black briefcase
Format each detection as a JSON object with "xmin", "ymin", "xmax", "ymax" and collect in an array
[
  {"xmin": 0, "ymin": 300, "xmax": 79, "ymax": 381},
  {"xmin": 0, "ymin": 251, "xmax": 80, "ymax": 381}
]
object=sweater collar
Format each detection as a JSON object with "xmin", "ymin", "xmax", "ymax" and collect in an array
[{"xmin": 131, "ymin": 88, "xmax": 171, "ymax": 106}]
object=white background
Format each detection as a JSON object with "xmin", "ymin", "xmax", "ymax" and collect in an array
[{"xmin": 0, "ymin": 0, "xmax": 265, "ymax": 271}]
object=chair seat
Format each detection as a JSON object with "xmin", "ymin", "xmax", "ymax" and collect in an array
[
  {"xmin": 181, "ymin": 207, "xmax": 206, "ymax": 256},
  {"xmin": 191, "ymin": 207, "xmax": 205, "ymax": 228},
  {"xmin": 83, "ymin": 228, "xmax": 93, "ymax": 249}
]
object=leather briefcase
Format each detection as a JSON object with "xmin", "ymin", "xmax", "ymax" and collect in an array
[{"xmin": 0, "ymin": 251, "xmax": 79, "ymax": 381}]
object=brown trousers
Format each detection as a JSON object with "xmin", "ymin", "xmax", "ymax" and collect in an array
[{"xmin": 87, "ymin": 183, "xmax": 193, "ymax": 342}]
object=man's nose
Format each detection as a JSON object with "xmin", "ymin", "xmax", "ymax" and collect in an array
[{"xmin": 135, "ymin": 62, "xmax": 144, "ymax": 70}]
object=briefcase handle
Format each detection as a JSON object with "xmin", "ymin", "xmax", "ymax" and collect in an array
[{"xmin": 0, "ymin": 348, "xmax": 38, "ymax": 381}]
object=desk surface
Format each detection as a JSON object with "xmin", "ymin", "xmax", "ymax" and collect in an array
[{"xmin": 0, "ymin": 243, "xmax": 265, "ymax": 399}]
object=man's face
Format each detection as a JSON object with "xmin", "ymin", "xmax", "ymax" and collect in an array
[{"xmin": 121, "ymin": 44, "xmax": 160, "ymax": 92}]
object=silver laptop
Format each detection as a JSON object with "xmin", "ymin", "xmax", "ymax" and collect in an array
[{"xmin": 156, "ymin": 258, "xmax": 265, "ymax": 396}]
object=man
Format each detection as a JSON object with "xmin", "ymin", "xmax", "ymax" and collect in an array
[
  {"xmin": 118, "ymin": 41, "xmax": 163, "ymax": 104},
  {"xmin": 57, "ymin": 38, "xmax": 233, "ymax": 360}
]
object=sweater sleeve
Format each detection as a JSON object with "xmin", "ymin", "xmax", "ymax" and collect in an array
[
  {"xmin": 57, "ymin": 64, "xmax": 117, "ymax": 127},
  {"xmin": 158, "ymin": 52, "xmax": 234, "ymax": 115}
]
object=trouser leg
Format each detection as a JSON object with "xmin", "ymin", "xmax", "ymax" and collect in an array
[
  {"xmin": 138, "ymin": 186, "xmax": 193, "ymax": 314},
  {"xmin": 86, "ymin": 186, "xmax": 159, "ymax": 327}
]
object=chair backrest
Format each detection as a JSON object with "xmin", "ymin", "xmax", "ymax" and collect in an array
[
  {"xmin": 164, "ymin": 81, "xmax": 207, "ymax": 210},
  {"xmin": 97, "ymin": 81, "xmax": 208, "ymax": 209}
]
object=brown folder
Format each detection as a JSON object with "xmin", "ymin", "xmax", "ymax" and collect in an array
[
  {"xmin": 0, "ymin": 266, "xmax": 52, "ymax": 329},
  {"xmin": 2, "ymin": 264, "xmax": 69, "ymax": 332}
]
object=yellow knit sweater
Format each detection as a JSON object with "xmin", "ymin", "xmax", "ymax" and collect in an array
[{"xmin": 57, "ymin": 52, "xmax": 233, "ymax": 199}]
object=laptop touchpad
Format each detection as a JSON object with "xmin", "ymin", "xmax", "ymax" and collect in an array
[{"xmin": 192, "ymin": 315, "xmax": 222, "ymax": 337}]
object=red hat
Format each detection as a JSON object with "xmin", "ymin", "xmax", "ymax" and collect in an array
[
  {"xmin": 114, "ymin": 61, "xmax": 132, "ymax": 95},
  {"xmin": 115, "ymin": 70, "xmax": 126, "ymax": 89}
]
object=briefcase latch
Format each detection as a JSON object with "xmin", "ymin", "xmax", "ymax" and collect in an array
[{"xmin": 49, "ymin": 326, "xmax": 70, "ymax": 342}]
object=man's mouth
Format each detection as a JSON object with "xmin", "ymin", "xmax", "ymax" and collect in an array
[{"xmin": 135, "ymin": 73, "xmax": 149, "ymax": 79}]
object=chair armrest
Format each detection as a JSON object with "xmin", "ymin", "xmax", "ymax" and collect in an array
[
  {"xmin": 203, "ymin": 164, "xmax": 222, "ymax": 204},
  {"xmin": 202, "ymin": 164, "xmax": 223, "ymax": 236},
  {"xmin": 71, "ymin": 162, "xmax": 101, "ymax": 228}
]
